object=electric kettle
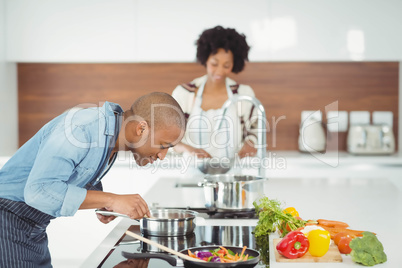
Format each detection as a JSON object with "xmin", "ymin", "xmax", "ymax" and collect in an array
[{"xmin": 298, "ymin": 112, "xmax": 326, "ymax": 153}]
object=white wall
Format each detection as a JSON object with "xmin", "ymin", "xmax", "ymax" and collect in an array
[{"xmin": 0, "ymin": 0, "xmax": 17, "ymax": 156}]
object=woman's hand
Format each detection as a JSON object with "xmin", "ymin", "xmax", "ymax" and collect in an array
[
  {"xmin": 190, "ymin": 148, "xmax": 212, "ymax": 158},
  {"xmin": 173, "ymin": 142, "xmax": 212, "ymax": 158},
  {"xmin": 238, "ymin": 141, "xmax": 257, "ymax": 158}
]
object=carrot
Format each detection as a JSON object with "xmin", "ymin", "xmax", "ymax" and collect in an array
[
  {"xmin": 221, "ymin": 258, "xmax": 235, "ymax": 263},
  {"xmin": 234, "ymin": 253, "xmax": 239, "ymax": 261},
  {"xmin": 317, "ymin": 219, "xmax": 349, "ymax": 228},
  {"xmin": 318, "ymin": 225, "xmax": 372, "ymax": 239},
  {"xmin": 225, "ymin": 254, "xmax": 236, "ymax": 261},
  {"xmin": 345, "ymin": 229, "xmax": 376, "ymax": 237},
  {"xmin": 243, "ymin": 254, "xmax": 249, "ymax": 261},
  {"xmin": 318, "ymin": 226, "xmax": 348, "ymax": 233},
  {"xmin": 239, "ymin": 245, "xmax": 247, "ymax": 259},
  {"xmin": 219, "ymin": 246, "xmax": 228, "ymax": 255},
  {"xmin": 187, "ymin": 249, "xmax": 197, "ymax": 258}
]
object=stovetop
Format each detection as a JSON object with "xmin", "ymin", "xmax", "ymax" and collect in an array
[
  {"xmin": 155, "ymin": 207, "xmax": 258, "ymax": 219},
  {"xmin": 97, "ymin": 224, "xmax": 268, "ymax": 268}
]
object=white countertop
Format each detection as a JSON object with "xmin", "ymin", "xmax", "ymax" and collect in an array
[
  {"xmin": 2, "ymin": 152, "xmax": 402, "ymax": 267},
  {"xmin": 83, "ymin": 175, "xmax": 402, "ymax": 267}
]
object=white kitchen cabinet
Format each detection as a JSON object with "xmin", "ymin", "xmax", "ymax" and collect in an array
[
  {"xmin": 135, "ymin": 0, "xmax": 269, "ymax": 62},
  {"xmin": 6, "ymin": 0, "xmax": 139, "ymax": 62},
  {"xmin": 5, "ymin": 0, "xmax": 402, "ymax": 62}
]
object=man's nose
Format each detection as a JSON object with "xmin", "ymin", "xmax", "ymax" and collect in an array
[{"xmin": 157, "ymin": 149, "xmax": 169, "ymax": 160}]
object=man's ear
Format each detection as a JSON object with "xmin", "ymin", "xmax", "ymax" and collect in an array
[{"xmin": 136, "ymin": 121, "xmax": 148, "ymax": 136}]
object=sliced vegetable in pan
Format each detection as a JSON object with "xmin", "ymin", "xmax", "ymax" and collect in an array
[{"xmin": 188, "ymin": 246, "xmax": 255, "ymax": 263}]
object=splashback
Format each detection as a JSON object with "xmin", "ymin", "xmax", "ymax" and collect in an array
[{"xmin": 18, "ymin": 62, "xmax": 399, "ymax": 151}]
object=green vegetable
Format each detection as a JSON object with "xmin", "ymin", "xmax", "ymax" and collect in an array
[
  {"xmin": 256, "ymin": 235, "xmax": 270, "ymax": 266},
  {"xmin": 253, "ymin": 196, "xmax": 305, "ymax": 237},
  {"xmin": 349, "ymin": 231, "xmax": 387, "ymax": 266}
]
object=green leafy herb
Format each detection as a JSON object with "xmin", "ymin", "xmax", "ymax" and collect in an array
[
  {"xmin": 253, "ymin": 196, "xmax": 305, "ymax": 238},
  {"xmin": 256, "ymin": 235, "xmax": 270, "ymax": 267}
]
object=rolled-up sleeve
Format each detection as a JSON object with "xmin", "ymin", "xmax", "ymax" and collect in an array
[{"xmin": 24, "ymin": 124, "xmax": 92, "ymax": 217}]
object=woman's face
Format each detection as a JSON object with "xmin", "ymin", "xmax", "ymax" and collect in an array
[{"xmin": 205, "ymin": 48, "xmax": 234, "ymax": 83}]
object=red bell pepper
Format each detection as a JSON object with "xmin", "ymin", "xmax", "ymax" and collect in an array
[{"xmin": 276, "ymin": 231, "xmax": 309, "ymax": 259}]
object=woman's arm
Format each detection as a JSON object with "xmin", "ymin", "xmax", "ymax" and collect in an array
[{"xmin": 173, "ymin": 142, "xmax": 211, "ymax": 158}]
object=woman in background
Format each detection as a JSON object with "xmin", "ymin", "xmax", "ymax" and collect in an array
[{"xmin": 172, "ymin": 25, "xmax": 258, "ymax": 160}]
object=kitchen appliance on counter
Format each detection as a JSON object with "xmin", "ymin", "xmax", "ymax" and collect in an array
[
  {"xmin": 298, "ymin": 111, "xmax": 326, "ymax": 153},
  {"xmin": 347, "ymin": 124, "xmax": 395, "ymax": 155},
  {"xmin": 97, "ymin": 224, "xmax": 264, "ymax": 268}
]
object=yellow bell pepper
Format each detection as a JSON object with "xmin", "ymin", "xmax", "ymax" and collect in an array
[
  {"xmin": 307, "ymin": 229, "xmax": 331, "ymax": 257},
  {"xmin": 283, "ymin": 207, "xmax": 299, "ymax": 217}
]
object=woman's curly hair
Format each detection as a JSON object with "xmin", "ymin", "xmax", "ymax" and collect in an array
[{"xmin": 196, "ymin": 26, "xmax": 250, "ymax": 74}]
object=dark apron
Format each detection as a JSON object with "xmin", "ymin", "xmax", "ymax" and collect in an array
[{"xmin": 0, "ymin": 198, "xmax": 55, "ymax": 268}]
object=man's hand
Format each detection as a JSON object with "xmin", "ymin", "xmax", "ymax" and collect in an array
[
  {"xmin": 80, "ymin": 191, "xmax": 151, "ymax": 221},
  {"xmin": 107, "ymin": 194, "xmax": 150, "ymax": 219},
  {"xmin": 96, "ymin": 208, "xmax": 117, "ymax": 224}
]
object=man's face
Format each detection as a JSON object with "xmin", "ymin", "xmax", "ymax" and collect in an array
[{"xmin": 131, "ymin": 124, "xmax": 183, "ymax": 166}]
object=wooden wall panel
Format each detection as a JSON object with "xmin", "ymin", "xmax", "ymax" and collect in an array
[{"xmin": 18, "ymin": 62, "xmax": 399, "ymax": 151}]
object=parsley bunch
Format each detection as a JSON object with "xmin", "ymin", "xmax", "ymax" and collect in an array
[{"xmin": 253, "ymin": 196, "xmax": 305, "ymax": 238}]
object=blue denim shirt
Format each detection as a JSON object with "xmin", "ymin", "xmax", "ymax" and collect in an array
[{"xmin": 0, "ymin": 102, "xmax": 123, "ymax": 217}]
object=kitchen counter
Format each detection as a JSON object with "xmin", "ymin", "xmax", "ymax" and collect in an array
[
  {"xmin": 83, "ymin": 175, "xmax": 402, "ymax": 267},
  {"xmin": 2, "ymin": 152, "xmax": 402, "ymax": 267}
]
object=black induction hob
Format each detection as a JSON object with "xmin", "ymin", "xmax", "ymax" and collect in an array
[
  {"xmin": 97, "ymin": 224, "xmax": 269, "ymax": 268},
  {"xmin": 155, "ymin": 207, "xmax": 258, "ymax": 219}
]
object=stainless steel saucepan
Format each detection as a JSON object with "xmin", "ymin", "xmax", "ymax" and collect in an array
[
  {"xmin": 200, "ymin": 174, "xmax": 267, "ymax": 211},
  {"xmin": 95, "ymin": 209, "xmax": 197, "ymax": 236}
]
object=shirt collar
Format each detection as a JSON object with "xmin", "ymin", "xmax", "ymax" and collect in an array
[{"xmin": 102, "ymin": 101, "xmax": 123, "ymax": 136}]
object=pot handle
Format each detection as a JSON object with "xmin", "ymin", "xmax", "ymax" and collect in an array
[
  {"xmin": 121, "ymin": 252, "xmax": 178, "ymax": 266},
  {"xmin": 95, "ymin": 209, "xmax": 140, "ymax": 222},
  {"xmin": 198, "ymin": 181, "xmax": 218, "ymax": 187}
]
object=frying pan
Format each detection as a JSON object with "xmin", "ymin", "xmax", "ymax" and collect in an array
[
  {"xmin": 123, "ymin": 231, "xmax": 260, "ymax": 268},
  {"xmin": 122, "ymin": 246, "xmax": 260, "ymax": 268}
]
